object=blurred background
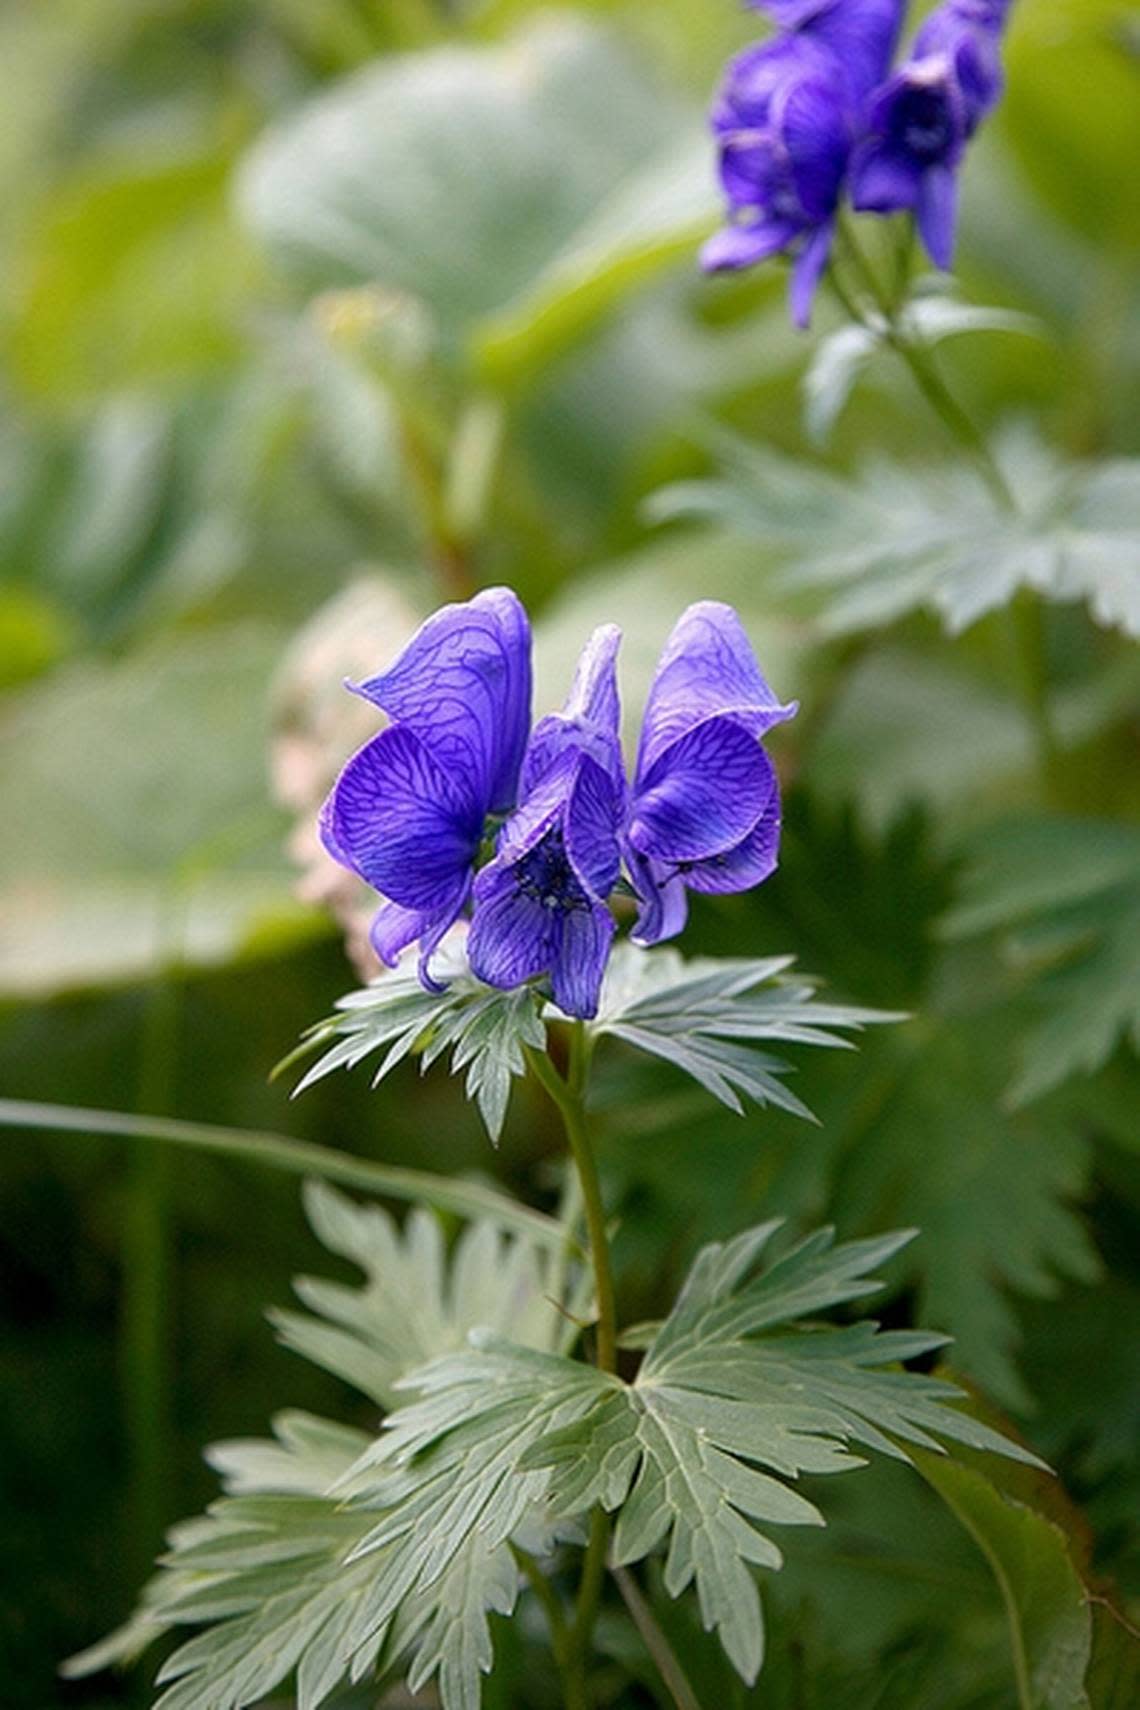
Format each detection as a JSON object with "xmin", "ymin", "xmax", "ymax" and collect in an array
[{"xmin": 1, "ymin": 1, "xmax": 1138, "ymax": 1705}]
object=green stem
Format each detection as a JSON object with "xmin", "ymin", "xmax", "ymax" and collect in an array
[
  {"xmin": 831, "ymin": 219, "xmax": 1063, "ymax": 801},
  {"xmin": 0, "ymin": 1099, "xmax": 567, "ymax": 1250},
  {"xmin": 524, "ymin": 1029, "xmax": 616, "ymax": 1373},
  {"xmin": 612, "ymin": 1565, "xmax": 704, "ymax": 1710},
  {"xmin": 511, "ymin": 1545, "xmax": 585, "ymax": 1710},
  {"xmin": 525, "ymin": 1023, "xmax": 620, "ymax": 1705},
  {"xmin": 122, "ymin": 898, "xmax": 183, "ymax": 1573}
]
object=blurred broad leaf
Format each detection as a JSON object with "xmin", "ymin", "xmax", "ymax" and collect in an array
[
  {"xmin": 236, "ymin": 16, "xmax": 715, "ymax": 387},
  {"xmin": 649, "ymin": 428, "xmax": 1140, "ymax": 639},
  {"xmin": 944, "ymin": 816, "xmax": 1140, "ymax": 1104},
  {"xmin": 914, "ymin": 1451, "xmax": 1094, "ymax": 1710},
  {"xmin": 830, "ymin": 1008, "xmax": 1101, "ymax": 1411},
  {"xmin": 0, "ymin": 623, "xmax": 309, "ymax": 994}
]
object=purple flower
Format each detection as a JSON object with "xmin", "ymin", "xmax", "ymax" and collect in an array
[
  {"xmin": 468, "ymin": 626, "xmax": 625, "ymax": 1020},
  {"xmin": 320, "ymin": 588, "xmax": 532, "ymax": 989},
  {"xmin": 625, "ymin": 603, "xmax": 797, "ymax": 946},
  {"xmin": 702, "ymin": 36, "xmax": 852, "ymax": 327},
  {"xmin": 703, "ymin": 3, "xmax": 907, "ymax": 324},
  {"xmin": 850, "ymin": 0, "xmax": 1012, "ymax": 267}
]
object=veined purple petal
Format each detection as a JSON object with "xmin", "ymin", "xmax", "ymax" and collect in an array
[
  {"xmin": 783, "ymin": 78, "xmax": 851, "ymax": 221},
  {"xmin": 712, "ymin": 34, "xmax": 834, "ymax": 132},
  {"xmin": 629, "ymin": 716, "xmax": 776, "ymax": 864},
  {"xmin": 550, "ymin": 901, "xmax": 615, "ymax": 1020},
  {"xmin": 369, "ymin": 883, "xmax": 471, "ymax": 992},
  {"xmin": 468, "ymin": 865, "xmax": 553, "ymax": 992},
  {"xmin": 320, "ymin": 724, "xmax": 480, "ymax": 910},
  {"xmin": 350, "ymin": 587, "xmax": 531, "ymax": 816},
  {"xmin": 564, "ymin": 755, "xmax": 623, "ymax": 900},
  {"xmin": 682, "ymin": 763, "xmax": 782, "ymax": 894},
  {"xmin": 497, "ymin": 749, "xmax": 582, "ymax": 865},
  {"xmin": 626, "ymin": 847, "xmax": 690, "ymax": 948},
  {"xmin": 520, "ymin": 624, "xmax": 624, "ymax": 797},
  {"xmin": 636, "ymin": 603, "xmax": 797, "ymax": 781}
]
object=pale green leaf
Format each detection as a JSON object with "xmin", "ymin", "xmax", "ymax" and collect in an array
[
  {"xmin": 589, "ymin": 941, "xmax": 902, "ymax": 1120},
  {"xmin": 650, "ymin": 428, "xmax": 1140, "ymax": 639},
  {"xmin": 944, "ymin": 816, "xmax": 1140, "ymax": 1102}
]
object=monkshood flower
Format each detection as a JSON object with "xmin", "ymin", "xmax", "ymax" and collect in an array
[
  {"xmin": 468, "ymin": 626, "xmax": 625, "ymax": 1020},
  {"xmin": 850, "ymin": 0, "xmax": 1013, "ymax": 267},
  {"xmin": 320, "ymin": 588, "xmax": 531, "ymax": 988},
  {"xmin": 702, "ymin": 2, "xmax": 904, "ymax": 324},
  {"xmin": 624, "ymin": 603, "xmax": 797, "ymax": 946},
  {"xmin": 702, "ymin": 36, "xmax": 851, "ymax": 327}
]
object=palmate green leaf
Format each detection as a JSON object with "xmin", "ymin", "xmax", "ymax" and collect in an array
[
  {"xmin": 66, "ymin": 1184, "xmax": 571, "ymax": 1710},
  {"xmin": 288, "ymin": 939, "xmax": 546, "ymax": 1142},
  {"xmin": 943, "ymin": 815, "xmax": 1140, "ymax": 1103},
  {"xmin": 589, "ymin": 941, "xmax": 901, "ymax": 1121},
  {"xmin": 347, "ymin": 1224, "xmax": 1034, "ymax": 1696},
  {"xmin": 649, "ymin": 427, "xmax": 1140, "ymax": 639},
  {"xmin": 291, "ymin": 939, "xmax": 898, "ymax": 1139},
  {"xmin": 272, "ymin": 1180, "xmax": 565, "ymax": 1408}
]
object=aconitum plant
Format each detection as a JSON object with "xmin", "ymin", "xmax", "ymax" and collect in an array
[{"xmin": 70, "ymin": 591, "xmax": 1035, "ymax": 1710}]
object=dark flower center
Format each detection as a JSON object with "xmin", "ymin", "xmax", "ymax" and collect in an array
[
  {"xmin": 891, "ymin": 86, "xmax": 955, "ymax": 160},
  {"xmin": 515, "ymin": 831, "xmax": 588, "ymax": 915}
]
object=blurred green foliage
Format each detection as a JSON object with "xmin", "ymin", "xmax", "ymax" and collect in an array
[{"xmin": 1, "ymin": 0, "xmax": 1138, "ymax": 1705}]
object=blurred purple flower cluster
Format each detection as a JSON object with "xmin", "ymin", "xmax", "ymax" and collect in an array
[
  {"xmin": 704, "ymin": 0, "xmax": 1012, "ymax": 322},
  {"xmin": 320, "ymin": 591, "xmax": 795, "ymax": 1017}
]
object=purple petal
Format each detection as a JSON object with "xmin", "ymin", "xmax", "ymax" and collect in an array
[
  {"xmin": 917, "ymin": 161, "xmax": 960, "ymax": 268},
  {"xmin": 369, "ymin": 883, "xmax": 470, "ymax": 992},
  {"xmin": 520, "ymin": 624, "xmax": 623, "ymax": 796},
  {"xmin": 701, "ymin": 219, "xmax": 799, "ymax": 273},
  {"xmin": 850, "ymin": 141, "xmax": 923, "ymax": 214},
  {"xmin": 782, "ymin": 77, "xmax": 851, "ymax": 220},
  {"xmin": 789, "ymin": 220, "xmax": 834, "ymax": 329},
  {"xmin": 636, "ymin": 602, "xmax": 797, "ymax": 781},
  {"xmin": 713, "ymin": 35, "xmax": 833, "ymax": 131},
  {"xmin": 628, "ymin": 716, "xmax": 776, "ymax": 864},
  {"xmin": 497, "ymin": 749, "xmax": 582, "ymax": 865},
  {"xmin": 550, "ymin": 901, "xmax": 615, "ymax": 1020},
  {"xmin": 351, "ymin": 587, "xmax": 532, "ymax": 815},
  {"xmin": 753, "ymin": 1, "xmax": 906, "ymax": 98},
  {"xmin": 626, "ymin": 847, "xmax": 690, "ymax": 948},
  {"xmin": 683, "ymin": 762, "xmax": 782, "ymax": 894},
  {"xmin": 564, "ymin": 756, "xmax": 623, "ymax": 900},
  {"xmin": 321, "ymin": 725, "xmax": 480, "ymax": 909},
  {"xmin": 467, "ymin": 865, "xmax": 554, "ymax": 992}
]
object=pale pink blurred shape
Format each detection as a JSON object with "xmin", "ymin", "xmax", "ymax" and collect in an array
[{"xmin": 270, "ymin": 574, "xmax": 423, "ymax": 978}]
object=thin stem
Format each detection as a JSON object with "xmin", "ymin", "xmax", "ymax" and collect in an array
[
  {"xmin": 512, "ymin": 1545, "xmax": 585, "ymax": 1710},
  {"xmin": 525, "ymin": 1023, "xmax": 620, "ymax": 1706},
  {"xmin": 830, "ymin": 219, "xmax": 1064, "ymax": 800},
  {"xmin": 524, "ymin": 1031, "xmax": 616, "ymax": 1373},
  {"xmin": 572, "ymin": 1508, "xmax": 611, "ymax": 1663},
  {"xmin": 0, "ymin": 1099, "xmax": 566, "ymax": 1250},
  {"xmin": 612, "ymin": 1565, "xmax": 704, "ymax": 1710}
]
